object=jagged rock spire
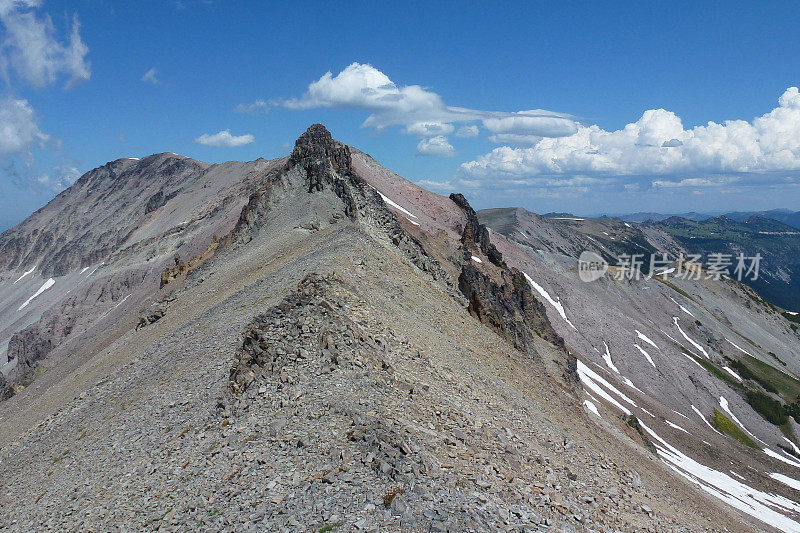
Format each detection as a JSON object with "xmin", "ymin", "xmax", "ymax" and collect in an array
[{"xmin": 289, "ymin": 124, "xmax": 352, "ymax": 191}]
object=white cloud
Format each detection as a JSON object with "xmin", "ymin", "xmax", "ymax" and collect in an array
[
  {"xmin": 35, "ymin": 164, "xmax": 79, "ymax": 192},
  {"xmin": 141, "ymin": 67, "xmax": 159, "ymax": 84},
  {"xmin": 416, "ymin": 136, "xmax": 454, "ymax": 157},
  {"xmin": 460, "ymin": 87, "xmax": 800, "ymax": 189},
  {"xmin": 488, "ymin": 133, "xmax": 542, "ymax": 146},
  {"xmin": 652, "ymin": 176, "xmax": 740, "ymax": 188},
  {"xmin": 482, "ymin": 113, "xmax": 578, "ymax": 137},
  {"xmin": 235, "ymin": 99, "xmax": 272, "ymax": 114},
  {"xmin": 193, "ymin": 129, "xmax": 255, "ymax": 147},
  {"xmin": 404, "ymin": 121, "xmax": 454, "ymax": 137},
  {"xmin": 0, "ymin": 1, "xmax": 90, "ymax": 88},
  {"xmin": 455, "ymin": 125, "xmax": 479, "ymax": 138},
  {"xmin": 0, "ymin": 96, "xmax": 47, "ymax": 153},
  {"xmin": 274, "ymin": 62, "xmax": 577, "ymax": 141},
  {"xmin": 415, "ymin": 178, "xmax": 454, "ymax": 192}
]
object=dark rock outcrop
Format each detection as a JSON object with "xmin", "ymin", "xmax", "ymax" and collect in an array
[
  {"xmin": 290, "ymin": 123, "xmax": 354, "ymax": 193},
  {"xmin": 229, "ymin": 125, "xmax": 453, "ymax": 289},
  {"xmin": 457, "ymin": 263, "xmax": 562, "ymax": 351},
  {"xmin": 450, "ymin": 193, "xmax": 505, "ymax": 267},
  {"xmin": 0, "ymin": 373, "xmax": 13, "ymax": 400},
  {"xmin": 450, "ymin": 193, "xmax": 574, "ymax": 379}
]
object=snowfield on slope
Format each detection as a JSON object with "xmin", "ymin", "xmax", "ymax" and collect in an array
[
  {"xmin": 673, "ymin": 317, "xmax": 709, "ymax": 358},
  {"xmin": 18, "ymin": 278, "xmax": 56, "ymax": 311},
  {"xmin": 377, "ymin": 191, "xmax": 417, "ymax": 219},
  {"xmin": 14, "ymin": 265, "xmax": 36, "ymax": 284},
  {"xmin": 576, "ymin": 360, "xmax": 637, "ymax": 415},
  {"xmin": 640, "ymin": 422, "xmax": 800, "ymax": 532},
  {"xmin": 635, "ymin": 330, "xmax": 659, "ymax": 349},
  {"xmin": 669, "ymin": 296, "xmax": 696, "ymax": 318},
  {"xmin": 633, "ymin": 343, "xmax": 656, "ymax": 368},
  {"xmin": 522, "ymin": 272, "xmax": 576, "ymax": 329}
]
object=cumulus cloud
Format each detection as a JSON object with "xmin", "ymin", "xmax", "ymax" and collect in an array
[
  {"xmin": 0, "ymin": 96, "xmax": 47, "ymax": 153},
  {"xmin": 271, "ymin": 62, "xmax": 577, "ymax": 146},
  {"xmin": 0, "ymin": 0, "xmax": 90, "ymax": 89},
  {"xmin": 460, "ymin": 87, "xmax": 800, "ymax": 191},
  {"xmin": 455, "ymin": 125, "xmax": 479, "ymax": 138},
  {"xmin": 416, "ymin": 136, "xmax": 454, "ymax": 157},
  {"xmin": 193, "ymin": 129, "xmax": 255, "ymax": 147},
  {"xmin": 141, "ymin": 67, "xmax": 159, "ymax": 84}
]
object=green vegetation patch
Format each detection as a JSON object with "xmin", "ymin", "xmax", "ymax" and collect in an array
[
  {"xmin": 784, "ymin": 312, "xmax": 800, "ymax": 324},
  {"xmin": 685, "ymin": 352, "xmax": 742, "ymax": 390},
  {"xmin": 729, "ymin": 359, "xmax": 778, "ymax": 393},
  {"xmin": 736, "ymin": 353, "xmax": 800, "ymax": 402},
  {"xmin": 745, "ymin": 390, "xmax": 788, "ymax": 425},
  {"xmin": 711, "ymin": 409, "xmax": 759, "ymax": 448}
]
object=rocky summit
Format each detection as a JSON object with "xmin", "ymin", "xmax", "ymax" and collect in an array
[{"xmin": 1, "ymin": 125, "xmax": 800, "ymax": 532}]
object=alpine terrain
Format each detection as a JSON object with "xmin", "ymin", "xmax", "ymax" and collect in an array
[{"xmin": 2, "ymin": 125, "xmax": 800, "ymax": 532}]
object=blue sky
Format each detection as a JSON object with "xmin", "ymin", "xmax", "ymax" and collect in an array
[{"xmin": 1, "ymin": 0, "xmax": 799, "ymax": 230}]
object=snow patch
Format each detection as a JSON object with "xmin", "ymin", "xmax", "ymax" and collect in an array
[
  {"xmin": 672, "ymin": 410, "xmax": 691, "ymax": 421},
  {"xmin": 729, "ymin": 470, "xmax": 745, "ymax": 481},
  {"xmin": 681, "ymin": 351, "xmax": 704, "ymax": 369},
  {"xmin": 722, "ymin": 366, "xmax": 743, "ymax": 382},
  {"xmin": 523, "ymin": 272, "xmax": 576, "ymax": 330},
  {"xmin": 669, "ymin": 296, "xmax": 696, "ymax": 317},
  {"xmin": 633, "ymin": 343, "xmax": 656, "ymax": 369},
  {"xmin": 601, "ymin": 342, "xmax": 619, "ymax": 374},
  {"xmin": 771, "ymin": 472, "xmax": 800, "ymax": 491},
  {"xmin": 86, "ymin": 262, "xmax": 105, "ymax": 277},
  {"xmin": 97, "ymin": 294, "xmax": 131, "ymax": 321},
  {"xmin": 765, "ymin": 448, "xmax": 800, "ymax": 469},
  {"xmin": 719, "ymin": 396, "xmax": 759, "ymax": 441},
  {"xmin": 18, "ymin": 278, "xmax": 55, "ymax": 311},
  {"xmin": 665, "ymin": 420, "xmax": 690, "ymax": 435},
  {"xmin": 673, "ymin": 317, "xmax": 708, "ymax": 358},
  {"xmin": 691, "ymin": 404, "xmax": 722, "ymax": 435},
  {"xmin": 639, "ymin": 422, "xmax": 800, "ymax": 532},
  {"xmin": 576, "ymin": 359, "xmax": 636, "ymax": 416},
  {"xmin": 653, "ymin": 267, "xmax": 675, "ymax": 277},
  {"xmin": 377, "ymin": 191, "xmax": 417, "ymax": 219},
  {"xmin": 635, "ymin": 330, "xmax": 659, "ymax": 349},
  {"xmin": 726, "ymin": 339, "xmax": 753, "ymax": 357},
  {"xmin": 784, "ymin": 437, "xmax": 800, "ymax": 456},
  {"xmin": 471, "ymin": 255, "xmax": 482, "ymax": 263},
  {"xmin": 583, "ymin": 399, "xmax": 600, "ymax": 418},
  {"xmin": 13, "ymin": 265, "xmax": 36, "ymax": 284}
]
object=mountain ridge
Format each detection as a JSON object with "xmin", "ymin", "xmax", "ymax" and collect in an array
[{"xmin": 1, "ymin": 125, "xmax": 799, "ymax": 531}]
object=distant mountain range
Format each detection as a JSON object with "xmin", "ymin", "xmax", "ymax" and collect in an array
[
  {"xmin": 616, "ymin": 209, "xmax": 800, "ymax": 229},
  {"xmin": 649, "ymin": 215, "xmax": 800, "ymax": 310}
]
